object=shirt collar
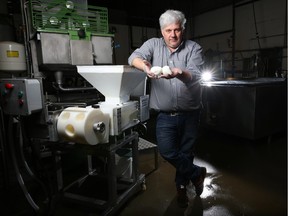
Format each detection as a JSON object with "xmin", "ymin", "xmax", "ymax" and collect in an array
[{"xmin": 161, "ymin": 37, "xmax": 184, "ymax": 52}]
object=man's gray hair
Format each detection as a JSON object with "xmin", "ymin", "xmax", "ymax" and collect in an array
[{"xmin": 159, "ymin": 10, "xmax": 186, "ymax": 30}]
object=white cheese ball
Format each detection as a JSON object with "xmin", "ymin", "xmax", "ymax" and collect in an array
[
  {"xmin": 162, "ymin": 65, "xmax": 172, "ymax": 75},
  {"xmin": 150, "ymin": 66, "xmax": 162, "ymax": 75}
]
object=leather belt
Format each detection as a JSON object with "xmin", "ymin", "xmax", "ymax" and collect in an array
[{"xmin": 160, "ymin": 111, "xmax": 185, "ymax": 116}]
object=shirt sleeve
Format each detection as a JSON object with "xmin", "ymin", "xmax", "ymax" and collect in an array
[{"xmin": 128, "ymin": 38, "xmax": 157, "ymax": 65}]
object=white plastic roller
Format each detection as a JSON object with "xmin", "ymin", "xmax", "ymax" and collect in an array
[{"xmin": 57, "ymin": 107, "xmax": 109, "ymax": 145}]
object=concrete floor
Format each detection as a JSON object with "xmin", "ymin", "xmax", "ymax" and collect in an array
[{"xmin": 2, "ymin": 124, "xmax": 287, "ymax": 216}]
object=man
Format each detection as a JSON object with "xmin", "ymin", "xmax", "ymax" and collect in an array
[{"xmin": 128, "ymin": 9, "xmax": 206, "ymax": 208}]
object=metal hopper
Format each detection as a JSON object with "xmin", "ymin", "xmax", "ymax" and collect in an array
[{"xmin": 77, "ymin": 65, "xmax": 146, "ymax": 104}]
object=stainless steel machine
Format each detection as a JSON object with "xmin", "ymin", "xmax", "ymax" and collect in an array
[
  {"xmin": 0, "ymin": 0, "xmax": 149, "ymax": 215},
  {"xmin": 201, "ymin": 78, "xmax": 287, "ymax": 140}
]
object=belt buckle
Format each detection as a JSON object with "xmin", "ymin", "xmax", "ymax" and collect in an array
[{"xmin": 170, "ymin": 112, "xmax": 178, "ymax": 116}]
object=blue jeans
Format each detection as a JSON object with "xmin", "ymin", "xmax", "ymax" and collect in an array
[{"xmin": 156, "ymin": 110, "xmax": 201, "ymax": 187}]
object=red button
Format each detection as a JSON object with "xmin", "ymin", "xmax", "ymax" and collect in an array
[
  {"xmin": 5, "ymin": 83, "xmax": 14, "ymax": 89},
  {"xmin": 18, "ymin": 99, "xmax": 24, "ymax": 106}
]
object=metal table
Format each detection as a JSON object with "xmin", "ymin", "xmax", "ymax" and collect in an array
[{"xmin": 58, "ymin": 131, "xmax": 145, "ymax": 215}]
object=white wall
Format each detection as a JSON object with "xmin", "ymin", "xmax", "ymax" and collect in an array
[
  {"xmin": 192, "ymin": 0, "xmax": 287, "ymax": 77},
  {"xmin": 109, "ymin": 24, "xmax": 130, "ymax": 65},
  {"xmin": 235, "ymin": 0, "xmax": 286, "ymax": 49}
]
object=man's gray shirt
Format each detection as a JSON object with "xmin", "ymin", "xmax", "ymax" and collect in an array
[{"xmin": 128, "ymin": 37, "xmax": 204, "ymax": 112}]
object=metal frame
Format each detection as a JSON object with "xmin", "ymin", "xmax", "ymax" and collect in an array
[{"xmin": 56, "ymin": 131, "xmax": 145, "ymax": 215}]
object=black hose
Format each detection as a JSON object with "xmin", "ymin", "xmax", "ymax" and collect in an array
[
  {"xmin": 18, "ymin": 118, "xmax": 51, "ymax": 212},
  {"xmin": 0, "ymin": 107, "xmax": 9, "ymax": 189},
  {"xmin": 8, "ymin": 116, "xmax": 40, "ymax": 213}
]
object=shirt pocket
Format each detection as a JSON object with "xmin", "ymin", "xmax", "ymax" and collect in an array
[{"xmin": 171, "ymin": 60, "xmax": 186, "ymax": 69}]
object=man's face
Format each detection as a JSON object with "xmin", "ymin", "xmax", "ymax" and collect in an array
[{"xmin": 161, "ymin": 22, "xmax": 183, "ymax": 50}]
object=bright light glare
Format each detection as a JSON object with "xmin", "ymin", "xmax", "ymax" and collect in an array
[{"xmin": 202, "ymin": 71, "xmax": 212, "ymax": 81}]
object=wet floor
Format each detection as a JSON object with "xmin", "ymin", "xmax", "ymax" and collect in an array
[
  {"xmin": 2, "ymin": 120, "xmax": 286, "ymax": 216},
  {"xmin": 118, "ymin": 127, "xmax": 287, "ymax": 216}
]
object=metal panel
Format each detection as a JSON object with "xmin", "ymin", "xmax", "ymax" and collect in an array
[
  {"xmin": 91, "ymin": 36, "xmax": 113, "ymax": 64},
  {"xmin": 70, "ymin": 40, "xmax": 93, "ymax": 65},
  {"xmin": 39, "ymin": 32, "xmax": 70, "ymax": 64}
]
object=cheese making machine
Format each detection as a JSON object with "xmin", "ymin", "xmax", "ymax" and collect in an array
[{"xmin": 0, "ymin": 0, "xmax": 149, "ymax": 215}]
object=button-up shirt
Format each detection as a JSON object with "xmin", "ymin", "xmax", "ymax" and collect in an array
[{"xmin": 128, "ymin": 37, "xmax": 204, "ymax": 112}]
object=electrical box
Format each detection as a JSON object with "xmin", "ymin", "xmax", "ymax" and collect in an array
[
  {"xmin": 131, "ymin": 95, "xmax": 150, "ymax": 123},
  {"xmin": 99, "ymin": 101, "xmax": 139, "ymax": 136},
  {"xmin": 0, "ymin": 78, "xmax": 43, "ymax": 116}
]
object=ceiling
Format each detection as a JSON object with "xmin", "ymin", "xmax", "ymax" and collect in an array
[{"xmin": 89, "ymin": 0, "xmax": 246, "ymax": 27}]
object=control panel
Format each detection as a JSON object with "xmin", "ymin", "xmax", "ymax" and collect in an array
[{"xmin": 0, "ymin": 78, "xmax": 43, "ymax": 115}]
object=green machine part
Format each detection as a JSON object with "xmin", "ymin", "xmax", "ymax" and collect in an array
[{"xmin": 29, "ymin": 0, "xmax": 113, "ymax": 40}]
